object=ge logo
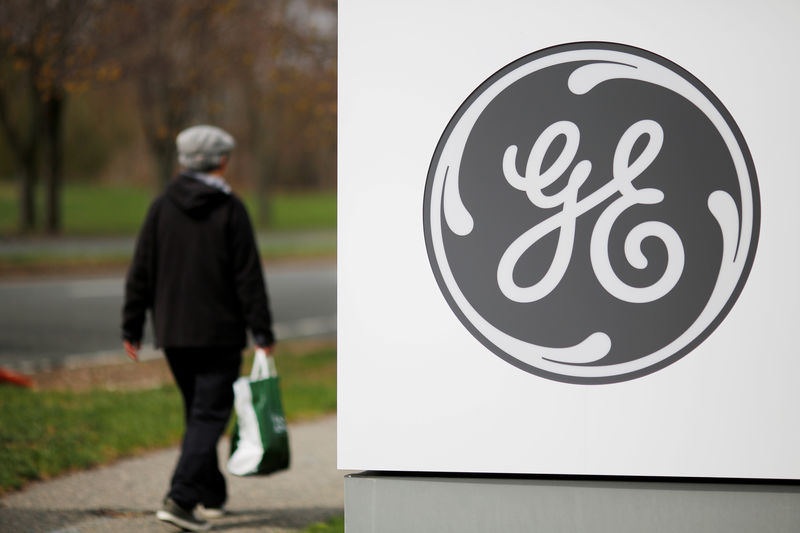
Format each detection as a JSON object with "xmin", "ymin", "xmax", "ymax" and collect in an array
[{"xmin": 423, "ymin": 42, "xmax": 760, "ymax": 384}]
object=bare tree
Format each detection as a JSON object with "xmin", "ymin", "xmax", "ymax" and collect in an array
[
  {"xmin": 237, "ymin": 0, "xmax": 337, "ymax": 224},
  {"xmin": 101, "ymin": 0, "xmax": 337, "ymax": 202},
  {"xmin": 0, "ymin": 55, "xmax": 41, "ymax": 232},
  {"xmin": 0, "ymin": 0, "xmax": 112, "ymax": 233},
  {"xmin": 109, "ymin": 1, "xmax": 258, "ymax": 187}
]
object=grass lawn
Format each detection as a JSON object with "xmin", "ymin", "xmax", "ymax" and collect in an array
[
  {"xmin": 244, "ymin": 191, "xmax": 337, "ymax": 232},
  {"xmin": 0, "ymin": 385, "xmax": 183, "ymax": 493},
  {"xmin": 251, "ymin": 344, "xmax": 337, "ymax": 421},
  {"xmin": 0, "ymin": 342, "xmax": 336, "ymax": 495},
  {"xmin": 0, "ymin": 183, "xmax": 152, "ymax": 236},
  {"xmin": 63, "ymin": 185, "xmax": 155, "ymax": 235},
  {"xmin": 0, "ymin": 183, "xmax": 336, "ymax": 236},
  {"xmin": 301, "ymin": 515, "xmax": 345, "ymax": 532}
]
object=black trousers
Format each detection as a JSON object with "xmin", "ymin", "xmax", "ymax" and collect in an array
[{"xmin": 164, "ymin": 347, "xmax": 242, "ymax": 510}]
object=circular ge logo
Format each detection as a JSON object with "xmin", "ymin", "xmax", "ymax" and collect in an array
[{"xmin": 423, "ymin": 42, "xmax": 760, "ymax": 384}]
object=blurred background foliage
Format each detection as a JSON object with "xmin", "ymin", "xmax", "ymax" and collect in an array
[{"xmin": 0, "ymin": 0, "xmax": 337, "ymax": 235}]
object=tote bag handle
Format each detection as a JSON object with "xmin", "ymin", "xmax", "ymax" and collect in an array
[{"xmin": 251, "ymin": 348, "xmax": 277, "ymax": 380}]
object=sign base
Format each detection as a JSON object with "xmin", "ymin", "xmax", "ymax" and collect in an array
[{"xmin": 345, "ymin": 472, "xmax": 800, "ymax": 532}]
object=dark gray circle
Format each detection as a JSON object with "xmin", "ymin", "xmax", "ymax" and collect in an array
[{"xmin": 423, "ymin": 42, "xmax": 760, "ymax": 384}]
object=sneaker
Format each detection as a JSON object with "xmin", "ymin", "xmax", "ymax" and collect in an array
[
  {"xmin": 197, "ymin": 504, "xmax": 226, "ymax": 519},
  {"xmin": 156, "ymin": 497, "xmax": 211, "ymax": 531}
]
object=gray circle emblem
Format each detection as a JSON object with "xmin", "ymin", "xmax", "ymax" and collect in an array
[{"xmin": 423, "ymin": 42, "xmax": 760, "ymax": 384}]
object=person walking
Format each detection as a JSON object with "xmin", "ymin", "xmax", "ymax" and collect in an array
[{"xmin": 121, "ymin": 125, "xmax": 275, "ymax": 531}]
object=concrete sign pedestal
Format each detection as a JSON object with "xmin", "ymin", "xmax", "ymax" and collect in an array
[{"xmin": 346, "ymin": 473, "xmax": 800, "ymax": 533}]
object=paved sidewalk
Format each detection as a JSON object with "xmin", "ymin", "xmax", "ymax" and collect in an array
[{"xmin": 0, "ymin": 416, "xmax": 346, "ymax": 533}]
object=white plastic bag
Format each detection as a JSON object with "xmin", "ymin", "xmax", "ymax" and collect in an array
[{"xmin": 228, "ymin": 349, "xmax": 290, "ymax": 476}]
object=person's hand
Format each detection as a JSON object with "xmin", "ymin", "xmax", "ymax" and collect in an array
[
  {"xmin": 123, "ymin": 340, "xmax": 140, "ymax": 362},
  {"xmin": 256, "ymin": 344, "xmax": 275, "ymax": 355}
]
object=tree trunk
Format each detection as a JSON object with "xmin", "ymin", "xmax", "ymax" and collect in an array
[
  {"xmin": 19, "ymin": 155, "xmax": 37, "ymax": 232},
  {"xmin": 250, "ymin": 96, "xmax": 276, "ymax": 228},
  {"xmin": 0, "ymin": 80, "xmax": 41, "ymax": 233},
  {"xmin": 257, "ymin": 144, "xmax": 276, "ymax": 228},
  {"xmin": 44, "ymin": 94, "xmax": 65, "ymax": 234},
  {"xmin": 137, "ymin": 73, "xmax": 181, "ymax": 190},
  {"xmin": 154, "ymin": 137, "xmax": 176, "ymax": 188}
]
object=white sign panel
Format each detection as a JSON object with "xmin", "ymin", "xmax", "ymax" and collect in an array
[{"xmin": 338, "ymin": 0, "xmax": 800, "ymax": 478}]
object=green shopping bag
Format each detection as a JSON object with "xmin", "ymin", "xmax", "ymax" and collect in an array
[{"xmin": 228, "ymin": 348, "xmax": 290, "ymax": 476}]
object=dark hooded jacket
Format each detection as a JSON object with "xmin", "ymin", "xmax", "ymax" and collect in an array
[{"xmin": 122, "ymin": 172, "xmax": 274, "ymax": 349}]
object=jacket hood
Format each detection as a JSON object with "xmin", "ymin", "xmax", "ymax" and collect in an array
[{"xmin": 166, "ymin": 172, "xmax": 231, "ymax": 218}]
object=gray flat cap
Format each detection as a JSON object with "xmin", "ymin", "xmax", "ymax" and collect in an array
[{"xmin": 176, "ymin": 125, "xmax": 236, "ymax": 171}]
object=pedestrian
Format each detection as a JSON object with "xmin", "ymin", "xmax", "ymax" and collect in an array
[{"xmin": 121, "ymin": 125, "xmax": 275, "ymax": 532}]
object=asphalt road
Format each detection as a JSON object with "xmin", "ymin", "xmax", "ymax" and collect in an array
[{"xmin": 0, "ymin": 262, "xmax": 336, "ymax": 372}]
